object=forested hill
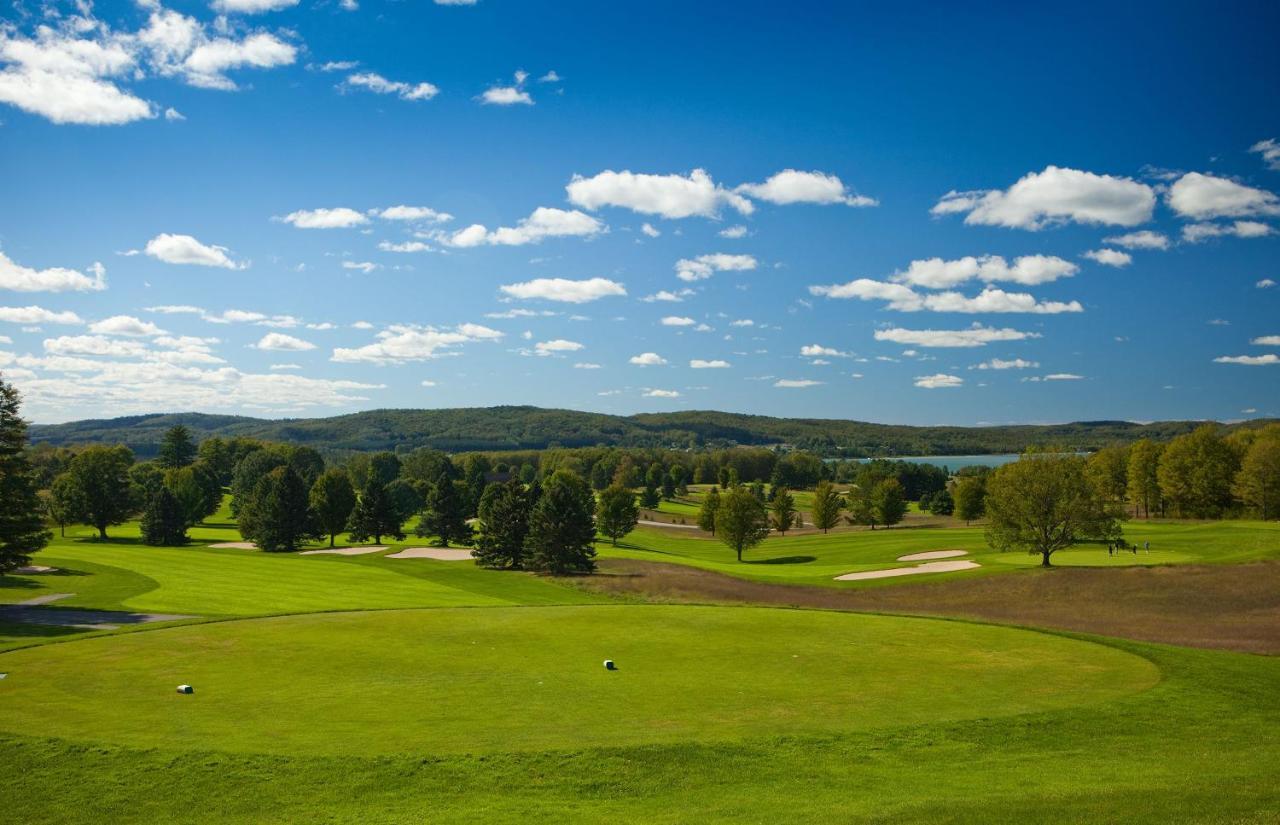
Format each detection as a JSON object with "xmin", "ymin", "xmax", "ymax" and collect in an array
[{"xmin": 26, "ymin": 406, "xmax": 1274, "ymax": 458}]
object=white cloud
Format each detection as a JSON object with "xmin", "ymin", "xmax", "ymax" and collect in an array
[
  {"xmin": 252, "ymin": 332, "xmax": 314, "ymax": 351},
  {"xmin": 718, "ymin": 225, "xmax": 748, "ymax": 239},
  {"xmin": 914, "ymin": 373, "xmax": 963, "ymax": 389},
  {"xmin": 573, "ymin": 362, "xmax": 601, "ymax": 369},
  {"xmin": 1258, "ymin": 279, "xmax": 1276, "ymax": 289},
  {"xmin": 480, "ymin": 86, "xmax": 532, "ymax": 105},
  {"xmin": 690, "ymin": 359, "xmax": 729, "ymax": 368},
  {"xmin": 629, "ymin": 352, "xmax": 667, "ymax": 366},
  {"xmin": 0, "ymin": 306, "xmax": 84, "ymax": 325},
  {"xmin": 146, "ymin": 305, "xmax": 205, "ymax": 315},
  {"xmin": 643, "ymin": 388, "xmax": 680, "ymax": 398},
  {"xmin": 640, "ymin": 223, "xmax": 661, "ymax": 238},
  {"xmin": 1167, "ymin": 172, "xmax": 1280, "ymax": 220},
  {"xmin": 538, "ymin": 70, "xmax": 561, "ymax": 83},
  {"xmin": 534, "ymin": 338, "xmax": 583, "ymax": 354},
  {"xmin": 1103, "ymin": 230, "xmax": 1169, "ymax": 250},
  {"xmin": 810, "ymin": 278, "xmax": 1081, "ymax": 314},
  {"xmin": 342, "ymin": 261, "xmax": 380, "ymax": 273},
  {"xmin": 44, "ymin": 335, "xmax": 150, "ymax": 358},
  {"xmin": 661, "ymin": 316, "xmax": 695, "ymax": 327},
  {"xmin": 436, "ymin": 208, "xmax": 603, "ymax": 247},
  {"xmin": 729, "ymin": 319, "xmax": 754, "ymax": 327},
  {"xmin": 567, "ymin": 169, "xmax": 753, "ymax": 219},
  {"xmin": 1214, "ymin": 354, "xmax": 1279, "ymax": 366},
  {"xmin": 212, "ymin": 0, "xmax": 299, "ymax": 13},
  {"xmin": 809, "ymin": 278, "xmax": 919, "ymax": 304},
  {"xmin": 0, "ymin": 251, "xmax": 106, "ymax": 292},
  {"xmin": 675, "ymin": 253, "xmax": 758, "ymax": 282},
  {"xmin": 281, "ymin": 207, "xmax": 369, "ymax": 229},
  {"xmin": 164, "ymin": 107, "xmax": 184, "ymax": 121},
  {"xmin": 874, "ymin": 324, "xmax": 1041, "ymax": 348},
  {"xmin": 641, "ymin": 289, "xmax": 693, "ymax": 303},
  {"xmin": 972, "ymin": 358, "xmax": 1039, "ymax": 370},
  {"xmin": 269, "ymin": 363, "xmax": 301, "ymax": 370},
  {"xmin": 376, "ymin": 205, "xmax": 452, "ymax": 223},
  {"xmin": 378, "ymin": 241, "xmax": 432, "ymax": 253},
  {"xmin": 1022, "ymin": 373, "xmax": 1085, "ymax": 382},
  {"xmin": 144, "ymin": 233, "xmax": 244, "ymax": 268},
  {"xmin": 1082, "ymin": 248, "xmax": 1132, "ymax": 267},
  {"xmin": 499, "ymin": 277, "xmax": 626, "ymax": 303},
  {"xmin": 343, "ymin": 72, "xmax": 438, "ymax": 101},
  {"xmin": 1181, "ymin": 221, "xmax": 1275, "ymax": 243},
  {"xmin": 435, "ymin": 0, "xmax": 478, "ymax": 5},
  {"xmin": 1251, "ymin": 138, "xmax": 1280, "ymax": 172},
  {"xmin": 1252, "ymin": 335, "xmax": 1280, "ymax": 346},
  {"xmin": 332, "ymin": 323, "xmax": 501, "ymax": 365},
  {"xmin": 932, "ymin": 166, "xmax": 1155, "ymax": 229},
  {"xmin": 201, "ymin": 309, "xmax": 299, "ymax": 327},
  {"xmin": 736, "ymin": 169, "xmax": 877, "ymax": 207},
  {"xmin": 800, "ymin": 344, "xmax": 849, "ymax": 358},
  {"xmin": 89, "ymin": 315, "xmax": 165, "ymax": 337},
  {"xmin": 351, "ymin": 321, "xmax": 373, "ymax": 329},
  {"xmin": 889, "ymin": 254, "xmax": 1079, "ymax": 289},
  {"xmin": 774, "ymin": 378, "xmax": 822, "ymax": 388},
  {"xmin": 182, "ymin": 32, "xmax": 297, "ymax": 91}
]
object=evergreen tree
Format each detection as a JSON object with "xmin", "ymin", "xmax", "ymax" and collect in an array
[
  {"xmin": 348, "ymin": 481, "xmax": 405, "ymax": 545},
  {"xmin": 640, "ymin": 483, "xmax": 660, "ymax": 509},
  {"xmin": 309, "ymin": 469, "xmax": 357, "ymax": 547},
  {"xmin": 386, "ymin": 478, "xmax": 425, "ymax": 528},
  {"xmin": 661, "ymin": 472, "xmax": 676, "ymax": 501},
  {"xmin": 525, "ymin": 471, "xmax": 597, "ymax": 574},
  {"xmin": 715, "ymin": 485, "xmax": 770, "ymax": 562},
  {"xmin": 750, "ymin": 480, "xmax": 766, "ymax": 503},
  {"xmin": 462, "ymin": 455, "xmax": 491, "ymax": 517},
  {"xmin": 0, "ymin": 377, "xmax": 50, "ymax": 573},
  {"xmin": 697, "ymin": 485, "xmax": 721, "ymax": 535},
  {"xmin": 286, "ymin": 446, "xmax": 326, "ymax": 489},
  {"xmin": 718, "ymin": 466, "xmax": 731, "ymax": 489},
  {"xmin": 870, "ymin": 478, "xmax": 907, "ymax": 528},
  {"xmin": 157, "ymin": 425, "xmax": 197, "ymax": 469},
  {"xmin": 197, "ymin": 436, "xmax": 234, "ymax": 485},
  {"xmin": 66, "ymin": 444, "xmax": 136, "ymax": 539},
  {"xmin": 596, "ymin": 483, "xmax": 639, "ymax": 545},
  {"xmin": 416, "ymin": 474, "xmax": 473, "ymax": 547},
  {"xmin": 140, "ymin": 487, "xmax": 189, "ymax": 546},
  {"xmin": 240, "ymin": 466, "xmax": 316, "ymax": 552},
  {"xmin": 670, "ymin": 465, "xmax": 688, "ymax": 496},
  {"xmin": 230, "ymin": 449, "xmax": 286, "ymax": 517},
  {"xmin": 810, "ymin": 480, "xmax": 843, "ymax": 533},
  {"xmin": 769, "ymin": 485, "xmax": 797, "ymax": 533},
  {"xmin": 927, "ymin": 487, "xmax": 955, "ymax": 516},
  {"xmin": 474, "ymin": 480, "xmax": 532, "ymax": 569},
  {"xmin": 366, "ymin": 451, "xmax": 402, "ymax": 489}
]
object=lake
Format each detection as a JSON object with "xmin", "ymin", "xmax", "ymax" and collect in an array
[{"xmin": 850, "ymin": 454, "xmax": 1023, "ymax": 470}]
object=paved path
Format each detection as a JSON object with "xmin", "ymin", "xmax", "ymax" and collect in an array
[{"xmin": 1, "ymin": 594, "xmax": 194, "ymax": 630}]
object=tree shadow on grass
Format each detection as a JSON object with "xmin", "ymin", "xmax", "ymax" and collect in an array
[
  {"xmin": 0, "ymin": 577, "xmax": 42, "ymax": 593},
  {"xmin": 0, "ymin": 620, "xmax": 93, "ymax": 643},
  {"xmin": 744, "ymin": 555, "xmax": 817, "ymax": 565}
]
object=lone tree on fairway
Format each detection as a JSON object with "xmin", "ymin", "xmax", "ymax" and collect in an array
[
  {"xmin": 416, "ymin": 473, "xmax": 473, "ymax": 547},
  {"xmin": 525, "ymin": 471, "xmax": 597, "ymax": 574},
  {"xmin": 953, "ymin": 476, "xmax": 986, "ymax": 525},
  {"xmin": 810, "ymin": 480, "xmax": 843, "ymax": 533},
  {"xmin": 474, "ymin": 479, "xmax": 532, "ymax": 568},
  {"xmin": 157, "ymin": 424, "xmax": 197, "ymax": 469},
  {"xmin": 0, "ymin": 377, "xmax": 50, "ymax": 573},
  {"xmin": 697, "ymin": 485, "xmax": 721, "ymax": 535},
  {"xmin": 715, "ymin": 485, "xmax": 770, "ymax": 562},
  {"xmin": 984, "ymin": 452, "xmax": 1121, "ymax": 567},
  {"xmin": 240, "ymin": 466, "xmax": 316, "ymax": 552},
  {"xmin": 309, "ymin": 469, "xmax": 356, "ymax": 547},
  {"xmin": 66, "ymin": 445, "xmax": 136, "ymax": 539},
  {"xmin": 348, "ymin": 480, "xmax": 405, "ymax": 545},
  {"xmin": 140, "ymin": 487, "xmax": 189, "ymax": 546},
  {"xmin": 595, "ymin": 483, "xmax": 639, "ymax": 545},
  {"xmin": 769, "ymin": 486, "xmax": 797, "ymax": 533},
  {"xmin": 870, "ymin": 478, "xmax": 907, "ymax": 529}
]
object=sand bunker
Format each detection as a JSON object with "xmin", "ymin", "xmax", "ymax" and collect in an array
[
  {"xmin": 897, "ymin": 550, "xmax": 969, "ymax": 562},
  {"xmin": 14, "ymin": 565, "xmax": 57, "ymax": 574},
  {"xmin": 386, "ymin": 547, "xmax": 475, "ymax": 561},
  {"xmin": 638, "ymin": 519, "xmax": 699, "ymax": 530},
  {"xmin": 208, "ymin": 541, "xmax": 258, "ymax": 550},
  {"xmin": 299, "ymin": 546, "xmax": 388, "ymax": 556},
  {"xmin": 835, "ymin": 560, "xmax": 980, "ymax": 581}
]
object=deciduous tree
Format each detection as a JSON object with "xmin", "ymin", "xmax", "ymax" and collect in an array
[
  {"xmin": 66, "ymin": 445, "xmax": 136, "ymax": 539},
  {"xmin": 697, "ymin": 485, "xmax": 721, "ymax": 535},
  {"xmin": 140, "ymin": 487, "xmax": 189, "ymax": 546},
  {"xmin": 595, "ymin": 483, "xmax": 639, "ymax": 546},
  {"xmin": 715, "ymin": 485, "xmax": 770, "ymax": 562},
  {"xmin": 309, "ymin": 469, "xmax": 356, "ymax": 547},
  {"xmin": 769, "ymin": 486, "xmax": 797, "ymax": 533},
  {"xmin": 810, "ymin": 480, "xmax": 843, "ymax": 533}
]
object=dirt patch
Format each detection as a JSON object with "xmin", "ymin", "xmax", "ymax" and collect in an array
[
  {"xmin": 571, "ymin": 558, "xmax": 1280, "ymax": 655},
  {"xmin": 835, "ymin": 560, "xmax": 980, "ymax": 580},
  {"xmin": 897, "ymin": 550, "xmax": 968, "ymax": 562},
  {"xmin": 299, "ymin": 546, "xmax": 388, "ymax": 556},
  {"xmin": 386, "ymin": 548, "xmax": 474, "ymax": 561}
]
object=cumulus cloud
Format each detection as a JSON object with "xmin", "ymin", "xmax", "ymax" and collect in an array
[
  {"xmin": 1082, "ymin": 248, "xmax": 1132, "ymax": 267},
  {"xmin": 675, "ymin": 253, "xmax": 758, "ymax": 282},
  {"xmin": 280, "ymin": 207, "xmax": 369, "ymax": 229},
  {"xmin": 1214, "ymin": 354, "xmax": 1279, "ymax": 366},
  {"xmin": 800, "ymin": 344, "xmax": 850, "ymax": 358},
  {"xmin": 499, "ymin": 277, "xmax": 626, "ymax": 303},
  {"xmin": 774, "ymin": 378, "xmax": 822, "ymax": 388},
  {"xmin": 533, "ymin": 338, "xmax": 583, "ymax": 355},
  {"xmin": 810, "ymin": 278, "xmax": 1081, "ymax": 314},
  {"xmin": 719, "ymin": 225, "xmax": 749, "ymax": 239},
  {"xmin": 252, "ymin": 332, "xmax": 314, "ymax": 351},
  {"xmin": 643, "ymin": 388, "xmax": 680, "ymax": 398},
  {"xmin": 0, "ymin": 305, "xmax": 84, "ymax": 325},
  {"xmin": 573, "ymin": 362, "xmax": 601, "ymax": 369},
  {"xmin": 640, "ymin": 223, "xmax": 661, "ymax": 238},
  {"xmin": 212, "ymin": 0, "xmax": 299, "ymax": 13},
  {"xmin": 89, "ymin": 315, "xmax": 165, "ymax": 336},
  {"xmin": 736, "ymin": 169, "xmax": 877, "ymax": 207},
  {"xmin": 661, "ymin": 316, "xmax": 696, "ymax": 326},
  {"xmin": 1022, "ymin": 373, "xmax": 1085, "ymax": 382},
  {"xmin": 874, "ymin": 323, "xmax": 1041, "ymax": 348},
  {"xmin": 884, "ymin": 254, "xmax": 1079, "ymax": 289},
  {"xmin": 144, "ymin": 233, "xmax": 244, "ymax": 268},
  {"xmin": 932, "ymin": 166, "xmax": 1155, "ymax": 229},
  {"xmin": 331, "ymin": 322, "xmax": 501, "ymax": 365},
  {"xmin": 642, "ymin": 289, "xmax": 693, "ymax": 303},
  {"xmin": 1251, "ymin": 138, "xmax": 1280, "ymax": 172},
  {"xmin": 629, "ymin": 352, "xmax": 667, "ymax": 366},
  {"xmin": 690, "ymin": 359, "xmax": 730, "ymax": 368},
  {"xmin": 1181, "ymin": 221, "xmax": 1275, "ymax": 243},
  {"xmin": 343, "ymin": 72, "xmax": 438, "ymax": 101},
  {"xmin": 914, "ymin": 373, "xmax": 963, "ymax": 388},
  {"xmin": 378, "ymin": 241, "xmax": 432, "ymax": 253},
  {"xmin": 376, "ymin": 205, "xmax": 452, "ymax": 223},
  {"xmin": 1103, "ymin": 230, "xmax": 1170, "ymax": 250},
  {"xmin": 438, "ymin": 208, "xmax": 604, "ymax": 247},
  {"xmin": 1258, "ymin": 279, "xmax": 1276, "ymax": 289},
  {"xmin": 342, "ymin": 261, "xmax": 379, "ymax": 273},
  {"xmin": 1252, "ymin": 335, "xmax": 1280, "ymax": 346},
  {"xmin": 0, "ymin": 251, "xmax": 106, "ymax": 292},
  {"xmin": 972, "ymin": 358, "xmax": 1039, "ymax": 370},
  {"xmin": 567, "ymin": 169, "xmax": 753, "ymax": 219},
  {"xmin": 1166, "ymin": 172, "xmax": 1280, "ymax": 220}
]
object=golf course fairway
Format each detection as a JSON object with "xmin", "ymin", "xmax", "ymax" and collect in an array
[{"xmin": 0, "ymin": 605, "xmax": 1158, "ymax": 756}]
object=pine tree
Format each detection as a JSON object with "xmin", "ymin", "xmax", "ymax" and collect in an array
[
  {"xmin": 241, "ymin": 467, "xmax": 315, "ymax": 552},
  {"xmin": 416, "ymin": 474, "xmax": 473, "ymax": 547},
  {"xmin": 348, "ymin": 480, "xmax": 405, "ymax": 545},
  {"xmin": 525, "ymin": 471, "xmax": 597, "ymax": 574},
  {"xmin": 310, "ymin": 469, "xmax": 357, "ymax": 547},
  {"xmin": 697, "ymin": 486, "xmax": 721, "ymax": 535},
  {"xmin": 595, "ymin": 483, "xmax": 639, "ymax": 545},
  {"xmin": 0, "ymin": 377, "xmax": 50, "ymax": 573},
  {"xmin": 140, "ymin": 487, "xmax": 189, "ymax": 546},
  {"xmin": 474, "ymin": 480, "xmax": 532, "ymax": 569},
  {"xmin": 157, "ymin": 425, "xmax": 197, "ymax": 469},
  {"xmin": 640, "ymin": 484, "xmax": 660, "ymax": 509}
]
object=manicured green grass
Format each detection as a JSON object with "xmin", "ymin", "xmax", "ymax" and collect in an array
[
  {"xmin": 601, "ymin": 520, "xmax": 1280, "ymax": 587},
  {"xmin": 0, "ymin": 605, "xmax": 1155, "ymax": 757}
]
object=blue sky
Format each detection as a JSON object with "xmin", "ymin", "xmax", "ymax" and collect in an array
[{"xmin": 1, "ymin": 0, "xmax": 1278, "ymax": 425}]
